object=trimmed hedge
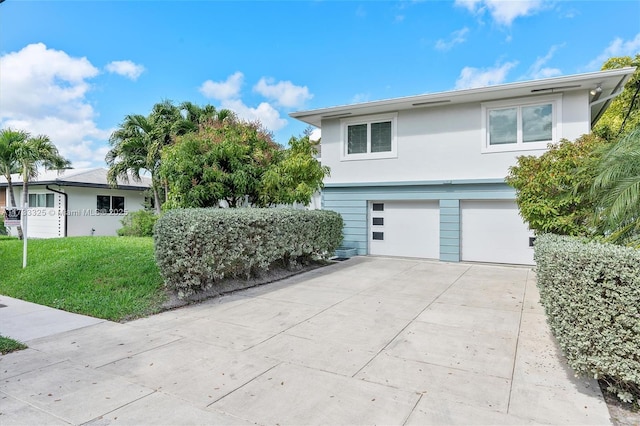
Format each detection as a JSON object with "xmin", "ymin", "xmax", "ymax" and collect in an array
[
  {"xmin": 154, "ymin": 208, "xmax": 343, "ymax": 298},
  {"xmin": 534, "ymin": 234, "xmax": 640, "ymax": 404}
]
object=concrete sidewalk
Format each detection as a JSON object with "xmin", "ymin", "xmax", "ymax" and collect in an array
[{"xmin": 1, "ymin": 257, "xmax": 611, "ymax": 425}]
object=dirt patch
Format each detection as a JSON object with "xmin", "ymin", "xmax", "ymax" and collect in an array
[
  {"xmin": 599, "ymin": 381, "xmax": 640, "ymax": 426},
  {"xmin": 159, "ymin": 260, "xmax": 333, "ymax": 311}
]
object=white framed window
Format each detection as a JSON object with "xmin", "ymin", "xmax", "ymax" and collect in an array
[
  {"xmin": 28, "ymin": 193, "xmax": 55, "ymax": 207},
  {"xmin": 341, "ymin": 113, "xmax": 397, "ymax": 160},
  {"xmin": 481, "ymin": 95, "xmax": 562, "ymax": 153}
]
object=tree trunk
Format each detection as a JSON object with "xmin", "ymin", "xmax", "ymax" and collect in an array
[
  {"xmin": 153, "ymin": 185, "xmax": 161, "ymax": 215},
  {"xmin": 6, "ymin": 174, "xmax": 23, "ymax": 239}
]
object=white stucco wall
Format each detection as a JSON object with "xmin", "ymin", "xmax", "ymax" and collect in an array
[
  {"xmin": 64, "ymin": 186, "xmax": 147, "ymax": 237},
  {"xmin": 321, "ymin": 91, "xmax": 590, "ymax": 184},
  {"xmin": 5, "ymin": 185, "xmax": 147, "ymax": 238}
]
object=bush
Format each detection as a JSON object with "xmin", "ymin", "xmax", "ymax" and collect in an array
[
  {"xmin": 534, "ymin": 234, "xmax": 640, "ymax": 405},
  {"xmin": 117, "ymin": 210, "xmax": 159, "ymax": 237},
  {"xmin": 0, "ymin": 217, "xmax": 6, "ymax": 236},
  {"xmin": 154, "ymin": 208, "xmax": 343, "ymax": 298}
]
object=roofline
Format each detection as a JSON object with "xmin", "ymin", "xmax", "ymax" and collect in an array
[
  {"xmin": 0, "ymin": 180, "xmax": 150, "ymax": 191},
  {"xmin": 290, "ymin": 67, "xmax": 636, "ymax": 127}
]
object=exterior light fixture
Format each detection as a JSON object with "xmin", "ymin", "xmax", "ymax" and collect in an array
[{"xmin": 590, "ymin": 85, "xmax": 603, "ymax": 96}]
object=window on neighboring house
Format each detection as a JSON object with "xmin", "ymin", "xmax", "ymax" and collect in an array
[
  {"xmin": 482, "ymin": 95, "xmax": 561, "ymax": 153},
  {"xmin": 341, "ymin": 113, "xmax": 397, "ymax": 160},
  {"xmin": 97, "ymin": 195, "xmax": 125, "ymax": 213},
  {"xmin": 28, "ymin": 193, "xmax": 55, "ymax": 207}
]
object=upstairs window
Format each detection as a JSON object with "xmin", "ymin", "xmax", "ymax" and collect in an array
[
  {"xmin": 482, "ymin": 95, "xmax": 561, "ymax": 153},
  {"xmin": 341, "ymin": 113, "xmax": 397, "ymax": 160}
]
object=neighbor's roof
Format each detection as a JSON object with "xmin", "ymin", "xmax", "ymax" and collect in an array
[
  {"xmin": 290, "ymin": 67, "xmax": 637, "ymax": 128},
  {"xmin": 0, "ymin": 168, "xmax": 152, "ymax": 190}
]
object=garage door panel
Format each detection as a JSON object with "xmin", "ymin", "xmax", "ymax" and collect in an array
[
  {"xmin": 369, "ymin": 201, "xmax": 439, "ymax": 259},
  {"xmin": 461, "ymin": 200, "xmax": 533, "ymax": 265}
]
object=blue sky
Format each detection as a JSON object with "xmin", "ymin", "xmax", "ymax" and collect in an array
[{"xmin": 1, "ymin": 0, "xmax": 639, "ymax": 168}]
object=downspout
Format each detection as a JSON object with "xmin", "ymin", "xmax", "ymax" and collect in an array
[{"xmin": 46, "ymin": 185, "xmax": 68, "ymax": 237}]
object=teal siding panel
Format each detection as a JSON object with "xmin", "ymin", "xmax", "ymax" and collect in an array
[
  {"xmin": 440, "ymin": 199, "xmax": 460, "ymax": 208},
  {"xmin": 440, "ymin": 222, "xmax": 460, "ymax": 232},
  {"xmin": 440, "ymin": 230, "xmax": 459, "ymax": 239},
  {"xmin": 440, "ymin": 215, "xmax": 460, "ymax": 224},
  {"xmin": 440, "ymin": 245, "xmax": 459, "ymax": 255},
  {"xmin": 440, "ymin": 207, "xmax": 459, "ymax": 216},
  {"xmin": 440, "ymin": 253, "xmax": 459, "ymax": 262},
  {"xmin": 439, "ymin": 199, "xmax": 460, "ymax": 263}
]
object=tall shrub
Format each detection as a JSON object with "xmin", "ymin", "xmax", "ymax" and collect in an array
[{"xmin": 534, "ymin": 233, "xmax": 640, "ymax": 405}]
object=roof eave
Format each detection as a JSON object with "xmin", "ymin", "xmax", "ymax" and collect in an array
[{"xmin": 290, "ymin": 67, "xmax": 637, "ymax": 128}]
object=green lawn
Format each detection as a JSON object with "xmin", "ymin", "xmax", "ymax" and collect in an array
[
  {"xmin": 0, "ymin": 335, "xmax": 28, "ymax": 355},
  {"xmin": 0, "ymin": 237, "xmax": 166, "ymax": 321}
]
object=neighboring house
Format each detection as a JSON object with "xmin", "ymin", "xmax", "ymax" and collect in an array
[
  {"xmin": 0, "ymin": 168, "xmax": 151, "ymax": 238},
  {"xmin": 291, "ymin": 68, "xmax": 636, "ymax": 265}
]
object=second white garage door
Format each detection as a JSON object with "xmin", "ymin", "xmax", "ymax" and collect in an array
[
  {"xmin": 461, "ymin": 200, "xmax": 534, "ymax": 265},
  {"xmin": 369, "ymin": 200, "xmax": 439, "ymax": 259}
]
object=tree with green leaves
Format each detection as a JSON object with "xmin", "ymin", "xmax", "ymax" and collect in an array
[
  {"xmin": 16, "ymin": 132, "xmax": 70, "ymax": 239},
  {"xmin": 591, "ymin": 125, "xmax": 640, "ymax": 246},
  {"xmin": 106, "ymin": 100, "xmax": 185, "ymax": 213},
  {"xmin": 259, "ymin": 131, "xmax": 329, "ymax": 206},
  {"xmin": 0, "ymin": 129, "xmax": 26, "ymax": 207},
  {"xmin": 593, "ymin": 55, "xmax": 640, "ymax": 141},
  {"xmin": 0, "ymin": 128, "xmax": 70, "ymax": 239},
  {"xmin": 505, "ymin": 133, "xmax": 610, "ymax": 236},
  {"xmin": 161, "ymin": 116, "xmax": 280, "ymax": 208}
]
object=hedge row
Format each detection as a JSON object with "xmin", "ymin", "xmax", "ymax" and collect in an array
[
  {"xmin": 534, "ymin": 234, "xmax": 640, "ymax": 404},
  {"xmin": 154, "ymin": 208, "xmax": 343, "ymax": 298}
]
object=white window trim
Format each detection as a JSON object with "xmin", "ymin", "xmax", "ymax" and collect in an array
[
  {"xmin": 481, "ymin": 94, "xmax": 562, "ymax": 154},
  {"xmin": 340, "ymin": 113, "xmax": 398, "ymax": 161}
]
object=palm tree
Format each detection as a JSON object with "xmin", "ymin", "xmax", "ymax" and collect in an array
[
  {"xmin": 15, "ymin": 134, "xmax": 70, "ymax": 209},
  {"xmin": 592, "ymin": 125, "xmax": 640, "ymax": 246},
  {"xmin": 106, "ymin": 101, "xmax": 184, "ymax": 213},
  {"xmin": 0, "ymin": 130, "xmax": 70, "ymax": 239},
  {"xmin": 0, "ymin": 128, "xmax": 28, "ymax": 238}
]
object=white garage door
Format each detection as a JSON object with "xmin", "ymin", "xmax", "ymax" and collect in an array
[
  {"xmin": 461, "ymin": 200, "xmax": 534, "ymax": 265},
  {"xmin": 369, "ymin": 200, "xmax": 439, "ymax": 259}
]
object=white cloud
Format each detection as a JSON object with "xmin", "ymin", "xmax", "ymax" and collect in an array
[
  {"xmin": 585, "ymin": 33, "xmax": 640, "ymax": 71},
  {"xmin": 253, "ymin": 78, "xmax": 313, "ymax": 108},
  {"xmin": 526, "ymin": 44, "xmax": 564, "ymax": 79},
  {"xmin": 220, "ymin": 99, "xmax": 287, "ymax": 132},
  {"xmin": 309, "ymin": 128, "xmax": 321, "ymax": 142},
  {"xmin": 105, "ymin": 60, "xmax": 145, "ymax": 80},
  {"xmin": 0, "ymin": 43, "xmax": 110, "ymax": 168},
  {"xmin": 455, "ymin": 0, "xmax": 546, "ymax": 26},
  {"xmin": 199, "ymin": 71, "xmax": 244, "ymax": 100},
  {"xmin": 455, "ymin": 61, "xmax": 518, "ymax": 89},
  {"xmin": 435, "ymin": 27, "xmax": 469, "ymax": 51}
]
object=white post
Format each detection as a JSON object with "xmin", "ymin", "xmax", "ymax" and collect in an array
[{"xmin": 22, "ymin": 200, "xmax": 28, "ymax": 268}]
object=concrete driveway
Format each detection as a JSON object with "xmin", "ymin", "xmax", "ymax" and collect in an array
[{"xmin": 1, "ymin": 257, "xmax": 611, "ymax": 425}]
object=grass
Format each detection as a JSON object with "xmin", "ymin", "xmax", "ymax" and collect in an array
[
  {"xmin": 0, "ymin": 237, "xmax": 166, "ymax": 321},
  {"xmin": 0, "ymin": 335, "xmax": 28, "ymax": 354}
]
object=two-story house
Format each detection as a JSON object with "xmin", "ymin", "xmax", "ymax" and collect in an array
[{"xmin": 291, "ymin": 68, "xmax": 636, "ymax": 265}]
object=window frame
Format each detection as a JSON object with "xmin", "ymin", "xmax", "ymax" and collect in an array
[
  {"xmin": 481, "ymin": 95, "xmax": 562, "ymax": 154},
  {"xmin": 97, "ymin": 195, "xmax": 126, "ymax": 214},
  {"xmin": 28, "ymin": 193, "xmax": 55, "ymax": 208},
  {"xmin": 340, "ymin": 113, "xmax": 398, "ymax": 161}
]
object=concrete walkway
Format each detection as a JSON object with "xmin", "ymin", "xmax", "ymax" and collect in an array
[{"xmin": 1, "ymin": 257, "xmax": 611, "ymax": 425}]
